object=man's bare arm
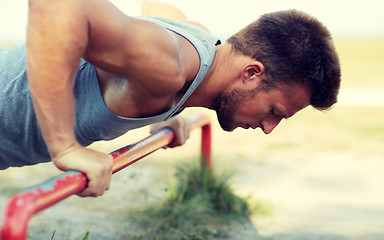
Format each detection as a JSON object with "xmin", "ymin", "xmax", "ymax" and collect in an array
[
  {"xmin": 27, "ymin": 0, "xmax": 88, "ymax": 157},
  {"xmin": 27, "ymin": 0, "xmax": 196, "ymax": 197},
  {"xmin": 27, "ymin": 0, "xmax": 115, "ymax": 197}
]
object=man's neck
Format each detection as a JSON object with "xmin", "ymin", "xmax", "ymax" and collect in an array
[{"xmin": 181, "ymin": 43, "xmax": 244, "ymax": 109}]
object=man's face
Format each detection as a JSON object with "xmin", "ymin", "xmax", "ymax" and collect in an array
[{"xmin": 212, "ymin": 83, "xmax": 311, "ymax": 134}]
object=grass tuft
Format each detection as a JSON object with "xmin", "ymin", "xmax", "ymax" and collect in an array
[{"xmin": 125, "ymin": 160, "xmax": 270, "ymax": 239}]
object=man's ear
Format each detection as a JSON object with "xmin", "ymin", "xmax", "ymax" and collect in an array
[{"xmin": 241, "ymin": 61, "xmax": 265, "ymax": 83}]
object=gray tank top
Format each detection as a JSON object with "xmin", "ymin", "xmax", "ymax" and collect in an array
[{"xmin": 0, "ymin": 17, "xmax": 219, "ymax": 169}]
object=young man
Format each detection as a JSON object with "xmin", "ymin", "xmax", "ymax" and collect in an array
[{"xmin": 0, "ymin": 0, "xmax": 340, "ymax": 197}]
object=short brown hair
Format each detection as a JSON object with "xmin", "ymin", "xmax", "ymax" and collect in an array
[{"xmin": 227, "ymin": 10, "xmax": 341, "ymax": 110}]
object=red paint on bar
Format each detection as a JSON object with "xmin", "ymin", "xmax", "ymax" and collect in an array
[{"xmin": 1, "ymin": 172, "xmax": 87, "ymax": 240}]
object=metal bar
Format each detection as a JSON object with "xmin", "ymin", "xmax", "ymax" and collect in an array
[
  {"xmin": 187, "ymin": 112, "xmax": 212, "ymax": 168},
  {"xmin": 201, "ymin": 123, "xmax": 212, "ymax": 169},
  {"xmin": 1, "ymin": 112, "xmax": 211, "ymax": 240}
]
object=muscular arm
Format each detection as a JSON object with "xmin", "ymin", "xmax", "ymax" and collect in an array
[
  {"xmin": 27, "ymin": 0, "xmax": 88, "ymax": 157},
  {"xmin": 26, "ymin": 0, "xmax": 193, "ymax": 197},
  {"xmin": 26, "ymin": 0, "xmax": 124, "ymax": 197},
  {"xmin": 27, "ymin": 0, "xmax": 184, "ymax": 151},
  {"xmin": 27, "ymin": 0, "xmax": 115, "ymax": 198}
]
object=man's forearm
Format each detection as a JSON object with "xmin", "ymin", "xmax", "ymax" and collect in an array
[{"xmin": 27, "ymin": 0, "xmax": 89, "ymax": 158}]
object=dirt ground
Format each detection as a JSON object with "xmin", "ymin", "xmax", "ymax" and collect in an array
[{"xmin": 1, "ymin": 147, "xmax": 383, "ymax": 240}]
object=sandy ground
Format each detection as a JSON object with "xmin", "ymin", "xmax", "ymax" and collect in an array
[
  {"xmin": 1, "ymin": 90, "xmax": 384, "ymax": 240},
  {"xmin": 231, "ymin": 152, "xmax": 384, "ymax": 240},
  {"xmin": 1, "ymin": 145, "xmax": 383, "ymax": 240}
]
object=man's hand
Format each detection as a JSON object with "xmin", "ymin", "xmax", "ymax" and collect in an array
[
  {"xmin": 150, "ymin": 116, "xmax": 192, "ymax": 148},
  {"xmin": 52, "ymin": 143, "xmax": 113, "ymax": 197}
]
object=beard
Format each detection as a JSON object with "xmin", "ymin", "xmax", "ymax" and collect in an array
[{"xmin": 212, "ymin": 88, "xmax": 253, "ymax": 132}]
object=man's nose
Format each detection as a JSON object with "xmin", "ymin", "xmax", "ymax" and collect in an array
[{"xmin": 261, "ymin": 116, "xmax": 282, "ymax": 134}]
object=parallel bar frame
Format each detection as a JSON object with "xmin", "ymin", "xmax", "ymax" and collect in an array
[{"xmin": 1, "ymin": 112, "xmax": 212, "ymax": 240}]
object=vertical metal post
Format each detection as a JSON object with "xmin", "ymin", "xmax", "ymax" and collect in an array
[{"xmin": 201, "ymin": 123, "xmax": 212, "ymax": 169}]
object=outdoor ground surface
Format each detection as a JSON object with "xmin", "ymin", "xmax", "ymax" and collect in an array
[{"xmin": 0, "ymin": 37, "xmax": 383, "ymax": 239}]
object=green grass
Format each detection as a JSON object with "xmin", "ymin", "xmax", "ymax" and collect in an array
[
  {"xmin": 45, "ymin": 228, "xmax": 91, "ymax": 240},
  {"xmin": 122, "ymin": 160, "xmax": 272, "ymax": 240}
]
